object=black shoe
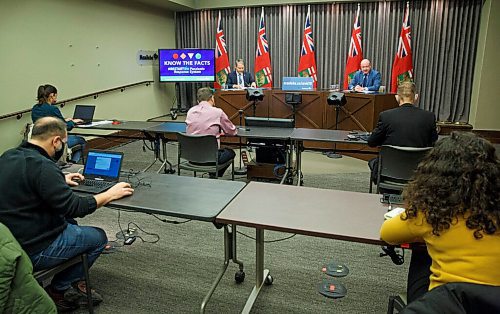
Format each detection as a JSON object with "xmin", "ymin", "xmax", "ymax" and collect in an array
[
  {"xmin": 46, "ymin": 286, "xmax": 79, "ymax": 312},
  {"xmin": 64, "ymin": 280, "xmax": 103, "ymax": 307}
]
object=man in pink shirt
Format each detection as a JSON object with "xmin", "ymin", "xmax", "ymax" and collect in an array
[{"xmin": 185, "ymin": 87, "xmax": 237, "ymax": 177}]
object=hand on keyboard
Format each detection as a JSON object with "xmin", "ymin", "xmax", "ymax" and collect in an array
[{"xmin": 66, "ymin": 173, "xmax": 85, "ymax": 186}]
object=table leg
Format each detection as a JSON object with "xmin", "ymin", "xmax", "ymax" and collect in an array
[
  {"xmin": 296, "ymin": 140, "xmax": 303, "ymax": 186},
  {"xmin": 280, "ymin": 141, "xmax": 293, "ymax": 185},
  {"xmin": 242, "ymin": 228, "xmax": 269, "ymax": 314},
  {"xmin": 231, "ymin": 225, "xmax": 245, "ymax": 275},
  {"xmin": 157, "ymin": 137, "xmax": 174, "ymax": 174},
  {"xmin": 142, "ymin": 132, "xmax": 161, "ymax": 172},
  {"xmin": 201, "ymin": 224, "xmax": 247, "ymax": 312},
  {"xmin": 200, "ymin": 225, "xmax": 232, "ymax": 313}
]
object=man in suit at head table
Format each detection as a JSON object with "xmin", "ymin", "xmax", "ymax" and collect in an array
[
  {"xmin": 226, "ymin": 58, "xmax": 257, "ymax": 89},
  {"xmin": 348, "ymin": 59, "xmax": 381, "ymax": 92}
]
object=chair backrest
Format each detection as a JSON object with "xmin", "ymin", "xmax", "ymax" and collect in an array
[
  {"xmin": 401, "ymin": 282, "xmax": 500, "ymax": 314},
  {"xmin": 378, "ymin": 145, "xmax": 432, "ymax": 183},
  {"xmin": 177, "ymin": 133, "xmax": 219, "ymax": 164}
]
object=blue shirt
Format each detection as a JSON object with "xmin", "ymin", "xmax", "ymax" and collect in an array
[{"xmin": 31, "ymin": 103, "xmax": 75, "ymax": 130}]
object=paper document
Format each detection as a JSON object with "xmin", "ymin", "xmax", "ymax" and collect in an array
[
  {"xmin": 384, "ymin": 207, "xmax": 405, "ymax": 220},
  {"xmin": 77, "ymin": 120, "xmax": 114, "ymax": 128}
]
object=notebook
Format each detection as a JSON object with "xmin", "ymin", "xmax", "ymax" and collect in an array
[
  {"xmin": 73, "ymin": 105, "xmax": 96, "ymax": 125},
  {"xmin": 72, "ymin": 150, "xmax": 124, "ymax": 194}
]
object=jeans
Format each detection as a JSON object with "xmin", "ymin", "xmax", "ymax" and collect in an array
[
  {"xmin": 192, "ymin": 148, "xmax": 235, "ymax": 177},
  {"xmin": 67, "ymin": 135, "xmax": 87, "ymax": 163},
  {"xmin": 29, "ymin": 223, "xmax": 107, "ymax": 291},
  {"xmin": 407, "ymin": 247, "xmax": 432, "ymax": 303},
  {"xmin": 217, "ymin": 148, "xmax": 236, "ymax": 177}
]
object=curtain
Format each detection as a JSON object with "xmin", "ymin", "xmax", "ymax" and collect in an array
[{"xmin": 175, "ymin": 0, "xmax": 483, "ymax": 123}]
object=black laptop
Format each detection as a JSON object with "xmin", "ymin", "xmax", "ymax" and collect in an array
[
  {"xmin": 72, "ymin": 150, "xmax": 124, "ymax": 194},
  {"xmin": 73, "ymin": 105, "xmax": 96, "ymax": 125}
]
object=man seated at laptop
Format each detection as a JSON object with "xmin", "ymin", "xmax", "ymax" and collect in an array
[
  {"xmin": 185, "ymin": 87, "xmax": 237, "ymax": 177},
  {"xmin": 0, "ymin": 117, "xmax": 134, "ymax": 311}
]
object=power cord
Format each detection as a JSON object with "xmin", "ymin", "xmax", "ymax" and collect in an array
[
  {"xmin": 236, "ymin": 230, "xmax": 297, "ymax": 243},
  {"xmin": 125, "ymin": 170, "xmax": 152, "ymax": 189},
  {"xmin": 149, "ymin": 213, "xmax": 192, "ymax": 225},
  {"xmin": 142, "ymin": 139, "xmax": 154, "ymax": 152},
  {"xmin": 116, "ymin": 209, "xmax": 160, "ymax": 244},
  {"xmin": 126, "ymin": 222, "xmax": 160, "ymax": 244}
]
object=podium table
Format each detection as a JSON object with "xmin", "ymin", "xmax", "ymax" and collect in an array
[{"xmin": 215, "ymin": 89, "xmax": 397, "ymax": 160}]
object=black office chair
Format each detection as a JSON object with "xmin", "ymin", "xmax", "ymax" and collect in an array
[
  {"xmin": 34, "ymin": 253, "xmax": 94, "ymax": 313},
  {"xmin": 399, "ymin": 282, "xmax": 500, "ymax": 314},
  {"xmin": 371, "ymin": 145, "xmax": 432, "ymax": 194},
  {"xmin": 176, "ymin": 133, "xmax": 234, "ymax": 180},
  {"xmin": 387, "ymin": 294, "xmax": 407, "ymax": 314}
]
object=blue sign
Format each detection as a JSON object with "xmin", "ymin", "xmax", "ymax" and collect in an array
[{"xmin": 282, "ymin": 77, "xmax": 314, "ymax": 91}]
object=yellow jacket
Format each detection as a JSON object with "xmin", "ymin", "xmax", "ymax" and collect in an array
[{"xmin": 380, "ymin": 212, "xmax": 500, "ymax": 290}]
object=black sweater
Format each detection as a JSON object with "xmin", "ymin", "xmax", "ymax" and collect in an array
[{"xmin": 0, "ymin": 141, "xmax": 97, "ymax": 255}]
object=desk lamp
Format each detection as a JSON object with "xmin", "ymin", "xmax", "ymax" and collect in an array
[
  {"xmin": 326, "ymin": 92, "xmax": 347, "ymax": 159},
  {"xmin": 246, "ymin": 88, "xmax": 264, "ymax": 116}
]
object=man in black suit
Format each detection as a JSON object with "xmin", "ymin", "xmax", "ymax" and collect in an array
[
  {"xmin": 226, "ymin": 59, "xmax": 256, "ymax": 89},
  {"xmin": 367, "ymin": 81, "xmax": 438, "ymax": 183},
  {"xmin": 368, "ymin": 80, "xmax": 438, "ymax": 305}
]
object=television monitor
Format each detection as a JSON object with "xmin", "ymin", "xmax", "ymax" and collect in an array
[{"xmin": 158, "ymin": 48, "xmax": 215, "ymax": 82}]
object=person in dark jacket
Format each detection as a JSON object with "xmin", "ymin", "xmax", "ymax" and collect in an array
[
  {"xmin": 367, "ymin": 81, "xmax": 438, "ymax": 184},
  {"xmin": 226, "ymin": 59, "xmax": 256, "ymax": 89},
  {"xmin": 368, "ymin": 81, "xmax": 438, "ymax": 304},
  {"xmin": 0, "ymin": 117, "xmax": 133, "ymax": 311},
  {"xmin": 32, "ymin": 84, "xmax": 87, "ymax": 163}
]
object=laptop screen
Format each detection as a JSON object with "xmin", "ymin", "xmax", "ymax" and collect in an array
[
  {"xmin": 83, "ymin": 151, "xmax": 123, "ymax": 180},
  {"xmin": 73, "ymin": 105, "xmax": 96, "ymax": 122}
]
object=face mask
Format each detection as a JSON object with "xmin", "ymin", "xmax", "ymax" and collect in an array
[{"xmin": 53, "ymin": 141, "xmax": 65, "ymax": 161}]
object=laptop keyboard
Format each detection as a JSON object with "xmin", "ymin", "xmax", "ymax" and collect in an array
[{"xmin": 82, "ymin": 179, "xmax": 113, "ymax": 189}]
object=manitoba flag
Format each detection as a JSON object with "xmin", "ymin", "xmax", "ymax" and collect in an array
[
  {"xmin": 215, "ymin": 11, "xmax": 231, "ymax": 89},
  {"xmin": 391, "ymin": 2, "xmax": 413, "ymax": 93},
  {"xmin": 343, "ymin": 4, "xmax": 363, "ymax": 90},
  {"xmin": 298, "ymin": 6, "xmax": 317, "ymax": 88},
  {"xmin": 254, "ymin": 7, "xmax": 272, "ymax": 88}
]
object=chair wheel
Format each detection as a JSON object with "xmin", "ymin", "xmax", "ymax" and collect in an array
[
  {"xmin": 235, "ymin": 270, "xmax": 245, "ymax": 283},
  {"xmin": 264, "ymin": 274, "xmax": 273, "ymax": 285}
]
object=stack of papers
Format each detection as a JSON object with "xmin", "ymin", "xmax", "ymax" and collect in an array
[
  {"xmin": 384, "ymin": 207, "xmax": 405, "ymax": 220},
  {"xmin": 77, "ymin": 120, "xmax": 114, "ymax": 128}
]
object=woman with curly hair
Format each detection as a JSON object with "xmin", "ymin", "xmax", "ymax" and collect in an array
[{"xmin": 380, "ymin": 132, "xmax": 500, "ymax": 301}]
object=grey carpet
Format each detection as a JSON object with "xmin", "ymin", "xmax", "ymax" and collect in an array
[{"xmin": 75, "ymin": 140, "xmax": 409, "ymax": 313}]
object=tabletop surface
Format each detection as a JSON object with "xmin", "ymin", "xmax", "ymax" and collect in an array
[
  {"xmin": 145, "ymin": 121, "xmax": 187, "ymax": 133},
  {"xmin": 108, "ymin": 174, "xmax": 246, "ymax": 222},
  {"xmin": 80, "ymin": 120, "xmax": 163, "ymax": 131},
  {"xmin": 291, "ymin": 128, "xmax": 364, "ymax": 143},
  {"xmin": 237, "ymin": 126, "xmax": 295, "ymax": 140},
  {"xmin": 216, "ymin": 181, "xmax": 388, "ymax": 245}
]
